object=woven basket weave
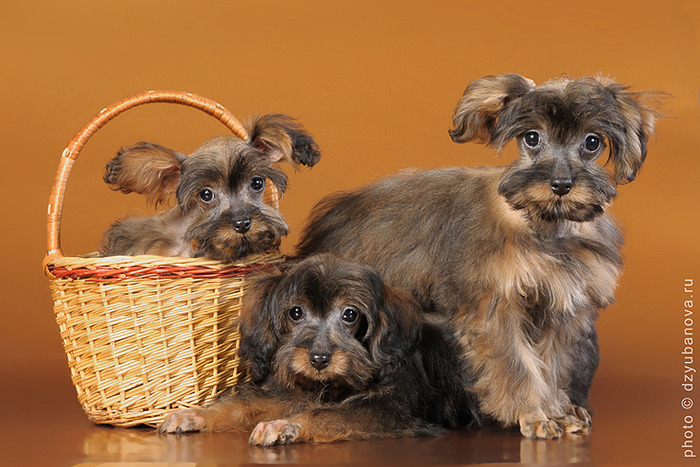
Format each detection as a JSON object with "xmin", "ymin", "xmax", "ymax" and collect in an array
[{"xmin": 42, "ymin": 90, "xmax": 284, "ymax": 427}]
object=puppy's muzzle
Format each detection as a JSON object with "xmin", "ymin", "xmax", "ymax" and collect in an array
[
  {"xmin": 550, "ymin": 178, "xmax": 573, "ymax": 196},
  {"xmin": 309, "ymin": 352, "xmax": 332, "ymax": 370}
]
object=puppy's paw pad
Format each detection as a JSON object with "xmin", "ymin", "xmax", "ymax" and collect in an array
[
  {"xmin": 158, "ymin": 409, "xmax": 206, "ymax": 434},
  {"xmin": 520, "ymin": 419, "xmax": 564, "ymax": 439},
  {"xmin": 250, "ymin": 419, "xmax": 301, "ymax": 446}
]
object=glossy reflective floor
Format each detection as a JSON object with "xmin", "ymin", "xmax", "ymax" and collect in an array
[{"xmin": 2, "ymin": 368, "xmax": 689, "ymax": 466}]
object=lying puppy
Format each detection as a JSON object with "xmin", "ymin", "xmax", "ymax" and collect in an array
[
  {"xmin": 159, "ymin": 254, "xmax": 477, "ymax": 445},
  {"xmin": 296, "ymin": 74, "xmax": 663, "ymax": 438},
  {"xmin": 100, "ymin": 114, "xmax": 320, "ymax": 262}
]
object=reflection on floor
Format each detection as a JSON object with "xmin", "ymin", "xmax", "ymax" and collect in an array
[
  {"xmin": 74, "ymin": 423, "xmax": 593, "ymax": 466},
  {"xmin": 1, "ymin": 371, "xmax": 684, "ymax": 466}
]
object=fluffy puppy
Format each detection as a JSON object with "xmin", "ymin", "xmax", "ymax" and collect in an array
[
  {"xmin": 100, "ymin": 114, "xmax": 320, "ymax": 262},
  {"xmin": 296, "ymin": 74, "xmax": 664, "ymax": 438},
  {"xmin": 159, "ymin": 254, "xmax": 476, "ymax": 445}
]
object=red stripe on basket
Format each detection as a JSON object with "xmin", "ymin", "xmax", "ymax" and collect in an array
[{"xmin": 48, "ymin": 262, "xmax": 278, "ymax": 281}]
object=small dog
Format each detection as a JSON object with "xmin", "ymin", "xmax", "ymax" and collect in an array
[
  {"xmin": 159, "ymin": 254, "xmax": 477, "ymax": 445},
  {"xmin": 99, "ymin": 114, "xmax": 320, "ymax": 262},
  {"xmin": 296, "ymin": 75, "xmax": 663, "ymax": 438}
]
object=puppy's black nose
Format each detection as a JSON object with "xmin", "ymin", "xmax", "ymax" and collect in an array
[
  {"xmin": 309, "ymin": 353, "xmax": 331, "ymax": 370},
  {"xmin": 233, "ymin": 218, "xmax": 252, "ymax": 233},
  {"xmin": 550, "ymin": 178, "xmax": 573, "ymax": 196}
]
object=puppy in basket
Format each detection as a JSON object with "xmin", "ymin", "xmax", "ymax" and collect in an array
[
  {"xmin": 99, "ymin": 114, "xmax": 320, "ymax": 262},
  {"xmin": 159, "ymin": 254, "xmax": 478, "ymax": 445},
  {"xmin": 296, "ymin": 74, "xmax": 663, "ymax": 438}
]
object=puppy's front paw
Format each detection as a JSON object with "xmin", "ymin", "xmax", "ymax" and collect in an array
[
  {"xmin": 567, "ymin": 405, "xmax": 592, "ymax": 425},
  {"xmin": 519, "ymin": 418, "xmax": 564, "ymax": 439},
  {"xmin": 553, "ymin": 414, "xmax": 591, "ymax": 435},
  {"xmin": 250, "ymin": 419, "xmax": 302, "ymax": 446},
  {"xmin": 158, "ymin": 409, "xmax": 207, "ymax": 434},
  {"xmin": 550, "ymin": 406, "xmax": 591, "ymax": 435}
]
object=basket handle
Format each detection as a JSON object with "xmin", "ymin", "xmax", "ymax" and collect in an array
[{"xmin": 44, "ymin": 90, "xmax": 250, "ymax": 262}]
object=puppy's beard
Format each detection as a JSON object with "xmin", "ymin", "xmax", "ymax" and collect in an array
[
  {"xmin": 506, "ymin": 184, "xmax": 609, "ymax": 222},
  {"xmin": 499, "ymin": 170, "xmax": 616, "ymax": 223},
  {"xmin": 273, "ymin": 346, "xmax": 376, "ymax": 394},
  {"xmin": 187, "ymin": 208, "xmax": 288, "ymax": 262}
]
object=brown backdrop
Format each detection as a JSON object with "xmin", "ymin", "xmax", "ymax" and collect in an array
[{"xmin": 1, "ymin": 0, "xmax": 698, "ymax": 463}]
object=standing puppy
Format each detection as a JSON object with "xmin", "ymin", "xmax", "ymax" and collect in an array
[
  {"xmin": 296, "ymin": 75, "xmax": 663, "ymax": 438},
  {"xmin": 100, "ymin": 114, "xmax": 320, "ymax": 262}
]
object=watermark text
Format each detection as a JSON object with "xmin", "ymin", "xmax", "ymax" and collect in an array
[{"xmin": 682, "ymin": 278, "xmax": 695, "ymax": 459}]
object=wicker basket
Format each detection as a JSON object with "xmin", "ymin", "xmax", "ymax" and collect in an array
[{"xmin": 42, "ymin": 90, "xmax": 284, "ymax": 427}]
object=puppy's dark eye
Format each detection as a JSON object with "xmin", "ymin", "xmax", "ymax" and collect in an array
[
  {"xmin": 250, "ymin": 176, "xmax": 265, "ymax": 192},
  {"xmin": 288, "ymin": 306, "xmax": 304, "ymax": 322},
  {"xmin": 341, "ymin": 307, "xmax": 358, "ymax": 324},
  {"xmin": 199, "ymin": 188, "xmax": 215, "ymax": 203},
  {"xmin": 523, "ymin": 131, "xmax": 541, "ymax": 149},
  {"xmin": 584, "ymin": 134, "xmax": 601, "ymax": 152}
]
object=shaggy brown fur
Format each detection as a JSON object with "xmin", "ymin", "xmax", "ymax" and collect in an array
[
  {"xmin": 296, "ymin": 74, "xmax": 664, "ymax": 438},
  {"xmin": 159, "ymin": 254, "xmax": 477, "ymax": 445},
  {"xmin": 99, "ymin": 114, "xmax": 320, "ymax": 262}
]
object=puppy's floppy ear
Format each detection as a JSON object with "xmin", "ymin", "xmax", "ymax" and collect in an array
[
  {"xmin": 238, "ymin": 271, "xmax": 283, "ymax": 382},
  {"xmin": 599, "ymin": 77, "xmax": 665, "ymax": 184},
  {"xmin": 104, "ymin": 142, "xmax": 188, "ymax": 205},
  {"xmin": 368, "ymin": 281, "xmax": 423, "ymax": 381},
  {"xmin": 246, "ymin": 114, "xmax": 321, "ymax": 168},
  {"xmin": 449, "ymin": 74, "xmax": 535, "ymax": 145}
]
